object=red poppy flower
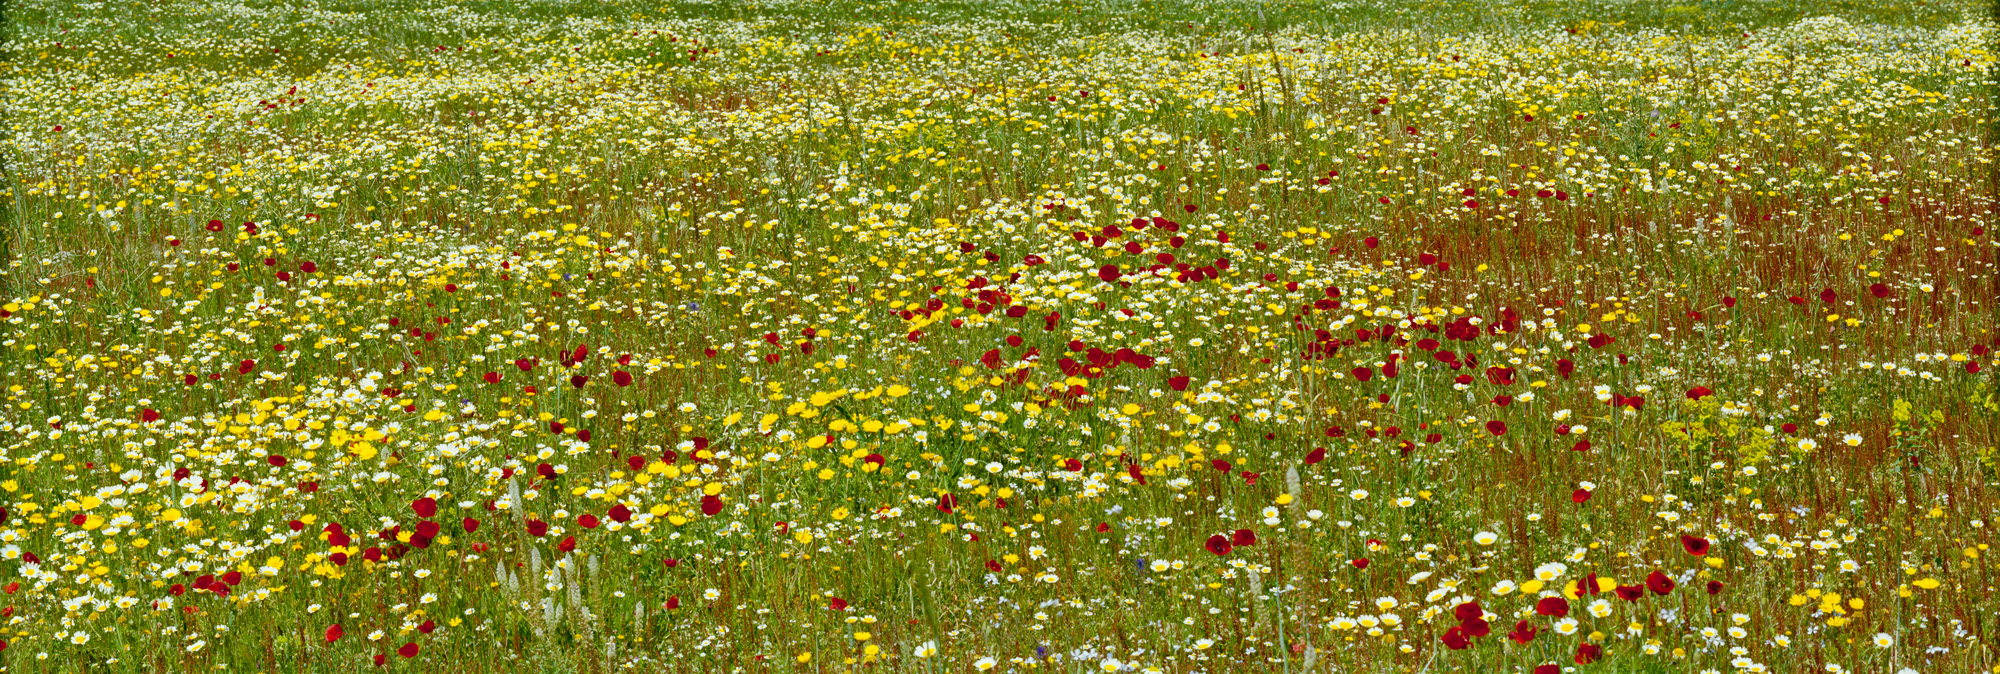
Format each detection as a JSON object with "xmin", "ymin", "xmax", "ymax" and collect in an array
[
  {"xmin": 1686, "ymin": 386, "xmax": 1713, "ymax": 400},
  {"xmin": 483, "ymin": 371, "xmax": 501, "ymax": 384},
  {"xmin": 1485, "ymin": 420, "xmax": 1507, "ymax": 436},
  {"xmin": 1706, "ymin": 580, "xmax": 1725, "ymax": 595},
  {"xmin": 1168, "ymin": 376, "xmax": 1190, "ymax": 391},
  {"xmin": 1439, "ymin": 627, "xmax": 1471, "ymax": 650},
  {"xmin": 417, "ymin": 620, "xmax": 435, "ymax": 634},
  {"xmin": 578, "ymin": 514, "xmax": 600, "ymax": 529},
  {"xmin": 701, "ymin": 494, "xmax": 724, "ymax": 516},
  {"xmin": 1453, "ymin": 601, "xmax": 1483, "ymax": 621},
  {"xmin": 526, "ymin": 520, "xmax": 549, "ymax": 537},
  {"xmin": 1574, "ymin": 643, "xmax": 1602, "ymax": 664},
  {"xmin": 1507, "ymin": 620, "xmax": 1537, "ymax": 645},
  {"xmin": 398, "ymin": 642, "xmax": 419, "ymax": 658},
  {"xmin": 1231, "ymin": 529, "xmax": 1256, "ymax": 547},
  {"xmin": 1304, "ymin": 447, "xmax": 1326, "ymax": 464},
  {"xmin": 557, "ymin": 536, "xmax": 576, "ymax": 553},
  {"xmin": 411, "ymin": 497, "xmax": 437, "ymax": 519},
  {"xmin": 1571, "ymin": 488, "xmax": 1591, "ymax": 503},
  {"xmin": 608, "ymin": 504, "xmax": 632, "ymax": 522},
  {"xmin": 1063, "ymin": 458, "xmax": 1083, "ymax": 472},
  {"xmin": 462, "ymin": 517, "xmax": 479, "ymax": 533},
  {"xmin": 1614, "ymin": 584, "xmax": 1644, "ymax": 601},
  {"xmin": 1205, "ymin": 534, "xmax": 1232, "ymax": 556},
  {"xmin": 268, "ymin": 454, "xmax": 287, "ymax": 467},
  {"xmin": 613, "ymin": 371, "xmax": 633, "ymax": 387},
  {"xmin": 664, "ymin": 595, "xmax": 681, "ymax": 610},
  {"xmin": 1646, "ymin": 570, "xmax": 1676, "ymax": 595},
  {"xmin": 1350, "ymin": 558, "xmax": 1369, "ymax": 569},
  {"xmin": 1461, "ymin": 616, "xmax": 1491, "ymax": 637},
  {"xmin": 1535, "ymin": 596, "xmax": 1569, "ymax": 617},
  {"xmin": 1680, "ymin": 535, "xmax": 1711, "ymax": 556},
  {"xmin": 325, "ymin": 624, "xmax": 344, "ymax": 643},
  {"xmin": 1097, "ymin": 264, "xmax": 1122, "ymax": 283},
  {"xmin": 1535, "ymin": 665, "xmax": 1560, "ymax": 674}
]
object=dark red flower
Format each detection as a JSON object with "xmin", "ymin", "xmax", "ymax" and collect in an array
[
  {"xmin": 411, "ymin": 497, "xmax": 437, "ymax": 518},
  {"xmin": 1681, "ymin": 535, "xmax": 1711, "ymax": 556},
  {"xmin": 1350, "ymin": 558, "xmax": 1368, "ymax": 569},
  {"xmin": 701, "ymin": 494, "xmax": 723, "ymax": 516},
  {"xmin": 1686, "ymin": 386, "xmax": 1713, "ymax": 400},
  {"xmin": 1572, "ymin": 488, "xmax": 1591, "ymax": 503},
  {"xmin": 1646, "ymin": 570, "xmax": 1676, "ymax": 595},
  {"xmin": 613, "ymin": 371, "xmax": 634, "ymax": 387},
  {"xmin": 325, "ymin": 624, "xmax": 344, "ymax": 643},
  {"xmin": 1204, "ymin": 534, "xmax": 1232, "ymax": 556},
  {"xmin": 1230, "ymin": 529, "xmax": 1256, "ymax": 547},
  {"xmin": 1439, "ymin": 627, "xmax": 1470, "ymax": 650},
  {"xmin": 1535, "ymin": 596, "xmax": 1569, "ymax": 617},
  {"xmin": 398, "ymin": 642, "xmax": 418, "ymax": 658},
  {"xmin": 1453, "ymin": 601, "xmax": 1483, "ymax": 622},
  {"xmin": 1506, "ymin": 620, "xmax": 1537, "ymax": 645},
  {"xmin": 526, "ymin": 519, "xmax": 549, "ymax": 537},
  {"xmin": 1485, "ymin": 420, "xmax": 1507, "ymax": 436},
  {"xmin": 1574, "ymin": 643, "xmax": 1602, "ymax": 664}
]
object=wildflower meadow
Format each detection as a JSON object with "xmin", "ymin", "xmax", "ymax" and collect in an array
[{"xmin": 2, "ymin": 0, "xmax": 1997, "ymax": 671}]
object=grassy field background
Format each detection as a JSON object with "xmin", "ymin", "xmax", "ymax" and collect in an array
[{"xmin": 2, "ymin": 0, "xmax": 1997, "ymax": 671}]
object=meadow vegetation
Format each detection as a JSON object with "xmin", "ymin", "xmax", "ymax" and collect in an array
[{"xmin": 2, "ymin": 0, "xmax": 1997, "ymax": 671}]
